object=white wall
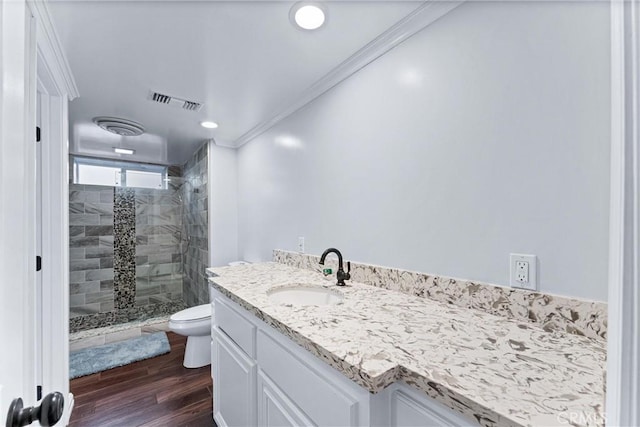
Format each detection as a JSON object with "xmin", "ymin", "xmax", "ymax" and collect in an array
[
  {"xmin": 209, "ymin": 142, "xmax": 239, "ymax": 267},
  {"xmin": 236, "ymin": 1, "xmax": 611, "ymax": 301}
]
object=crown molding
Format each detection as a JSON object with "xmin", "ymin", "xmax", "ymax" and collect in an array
[
  {"xmin": 29, "ymin": 0, "xmax": 79, "ymax": 100},
  {"xmin": 232, "ymin": 0, "xmax": 463, "ymax": 148},
  {"xmin": 210, "ymin": 137, "xmax": 236, "ymax": 149}
]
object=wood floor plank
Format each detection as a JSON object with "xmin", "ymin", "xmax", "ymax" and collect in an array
[{"xmin": 69, "ymin": 332, "xmax": 215, "ymax": 427}]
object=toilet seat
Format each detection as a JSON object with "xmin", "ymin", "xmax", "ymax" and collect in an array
[{"xmin": 170, "ymin": 304, "xmax": 211, "ymax": 323}]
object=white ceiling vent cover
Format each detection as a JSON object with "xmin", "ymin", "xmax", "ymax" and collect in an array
[
  {"xmin": 148, "ymin": 91, "xmax": 203, "ymax": 112},
  {"xmin": 93, "ymin": 117, "xmax": 145, "ymax": 136}
]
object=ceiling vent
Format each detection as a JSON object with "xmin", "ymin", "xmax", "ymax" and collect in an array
[
  {"xmin": 93, "ymin": 117, "xmax": 145, "ymax": 137},
  {"xmin": 148, "ymin": 91, "xmax": 203, "ymax": 112}
]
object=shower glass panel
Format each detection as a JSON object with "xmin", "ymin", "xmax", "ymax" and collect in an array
[{"xmin": 133, "ymin": 178, "xmax": 185, "ymax": 307}]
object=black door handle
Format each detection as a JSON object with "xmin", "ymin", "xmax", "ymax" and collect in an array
[{"xmin": 6, "ymin": 392, "xmax": 64, "ymax": 427}]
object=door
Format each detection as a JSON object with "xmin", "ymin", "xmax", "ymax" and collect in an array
[{"xmin": 0, "ymin": 0, "xmax": 38, "ymax": 425}]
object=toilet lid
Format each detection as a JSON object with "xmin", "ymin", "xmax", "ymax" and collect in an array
[{"xmin": 170, "ymin": 304, "xmax": 211, "ymax": 322}]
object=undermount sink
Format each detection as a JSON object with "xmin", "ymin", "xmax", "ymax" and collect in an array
[{"xmin": 267, "ymin": 285, "xmax": 344, "ymax": 306}]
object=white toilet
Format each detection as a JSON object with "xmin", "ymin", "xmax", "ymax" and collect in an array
[{"xmin": 169, "ymin": 304, "xmax": 212, "ymax": 368}]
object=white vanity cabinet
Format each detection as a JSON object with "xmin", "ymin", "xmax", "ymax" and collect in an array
[{"xmin": 210, "ymin": 287, "xmax": 477, "ymax": 427}]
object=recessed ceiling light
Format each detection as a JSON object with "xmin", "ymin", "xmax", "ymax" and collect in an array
[
  {"xmin": 201, "ymin": 121, "xmax": 218, "ymax": 129},
  {"xmin": 290, "ymin": 3, "xmax": 326, "ymax": 31},
  {"xmin": 114, "ymin": 147, "xmax": 135, "ymax": 155}
]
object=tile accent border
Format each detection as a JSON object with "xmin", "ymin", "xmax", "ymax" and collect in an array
[
  {"xmin": 69, "ymin": 301, "xmax": 185, "ymax": 333},
  {"xmin": 69, "ymin": 316, "xmax": 170, "ymax": 351},
  {"xmin": 273, "ymin": 250, "xmax": 607, "ymax": 341},
  {"xmin": 114, "ymin": 188, "xmax": 136, "ymax": 309}
]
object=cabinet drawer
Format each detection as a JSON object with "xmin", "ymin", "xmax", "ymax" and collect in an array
[
  {"xmin": 214, "ymin": 298, "xmax": 256, "ymax": 358},
  {"xmin": 257, "ymin": 330, "xmax": 359, "ymax": 426}
]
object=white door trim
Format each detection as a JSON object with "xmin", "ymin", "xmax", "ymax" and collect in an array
[
  {"xmin": 607, "ymin": 0, "xmax": 640, "ymax": 425},
  {"xmin": 0, "ymin": 1, "xmax": 37, "ymax": 424},
  {"xmin": 29, "ymin": 0, "xmax": 78, "ymax": 424},
  {"xmin": 29, "ymin": 0, "xmax": 78, "ymax": 101},
  {"xmin": 37, "ymin": 88, "xmax": 73, "ymax": 425}
]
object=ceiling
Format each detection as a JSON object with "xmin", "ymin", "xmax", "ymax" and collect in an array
[{"xmin": 49, "ymin": 1, "xmax": 421, "ymax": 165}]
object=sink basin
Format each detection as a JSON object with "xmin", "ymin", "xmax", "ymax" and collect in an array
[{"xmin": 267, "ymin": 285, "xmax": 343, "ymax": 306}]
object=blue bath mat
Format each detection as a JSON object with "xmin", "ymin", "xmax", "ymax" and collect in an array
[{"xmin": 70, "ymin": 332, "xmax": 170, "ymax": 379}]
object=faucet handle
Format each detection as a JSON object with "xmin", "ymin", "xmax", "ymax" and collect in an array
[{"xmin": 346, "ymin": 261, "xmax": 351, "ymax": 273}]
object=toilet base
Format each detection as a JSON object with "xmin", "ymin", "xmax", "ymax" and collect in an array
[{"xmin": 183, "ymin": 335, "xmax": 211, "ymax": 368}]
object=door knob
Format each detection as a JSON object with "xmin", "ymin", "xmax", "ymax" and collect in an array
[{"xmin": 6, "ymin": 392, "xmax": 64, "ymax": 427}]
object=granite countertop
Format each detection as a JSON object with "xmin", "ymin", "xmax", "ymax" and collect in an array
[{"xmin": 207, "ymin": 263, "xmax": 606, "ymax": 427}]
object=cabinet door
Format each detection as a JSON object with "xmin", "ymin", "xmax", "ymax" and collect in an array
[
  {"xmin": 258, "ymin": 371, "xmax": 314, "ymax": 427},
  {"xmin": 213, "ymin": 330, "xmax": 257, "ymax": 427}
]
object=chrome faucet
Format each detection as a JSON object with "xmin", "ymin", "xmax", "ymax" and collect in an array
[{"xmin": 319, "ymin": 247, "xmax": 351, "ymax": 286}]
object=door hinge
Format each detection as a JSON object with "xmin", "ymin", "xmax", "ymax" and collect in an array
[
  {"xmin": 36, "ymin": 256, "xmax": 42, "ymax": 272},
  {"xmin": 36, "ymin": 385, "xmax": 42, "ymax": 401},
  {"xmin": 36, "ymin": 126, "xmax": 41, "ymax": 142}
]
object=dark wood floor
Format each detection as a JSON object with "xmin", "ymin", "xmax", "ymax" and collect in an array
[{"xmin": 69, "ymin": 332, "xmax": 215, "ymax": 427}]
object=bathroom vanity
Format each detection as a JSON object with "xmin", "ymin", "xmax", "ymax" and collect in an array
[{"xmin": 208, "ymin": 262, "xmax": 606, "ymax": 427}]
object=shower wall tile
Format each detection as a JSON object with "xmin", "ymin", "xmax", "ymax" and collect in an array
[
  {"xmin": 86, "ymin": 268, "xmax": 114, "ymax": 281},
  {"xmin": 85, "ymin": 247, "xmax": 113, "ymax": 258},
  {"xmin": 85, "ymin": 203, "xmax": 113, "ymax": 215},
  {"xmin": 181, "ymin": 142, "xmax": 209, "ymax": 307},
  {"xmin": 85, "ymin": 225, "xmax": 113, "ymax": 236},
  {"xmin": 100, "ymin": 257, "xmax": 114, "ymax": 269},
  {"xmin": 69, "ymin": 271, "xmax": 85, "ymax": 283},
  {"xmin": 85, "ymin": 291, "xmax": 114, "ymax": 304},
  {"xmin": 70, "ymin": 259, "xmax": 100, "ymax": 271},
  {"xmin": 68, "ymin": 184, "xmax": 115, "ymax": 318},
  {"xmin": 100, "ymin": 215, "xmax": 114, "ymax": 225},
  {"xmin": 100, "ymin": 280, "xmax": 113, "ymax": 291},
  {"xmin": 69, "ymin": 237, "xmax": 99, "ymax": 248},
  {"xmin": 69, "ymin": 203, "xmax": 84, "ymax": 214},
  {"xmin": 70, "ymin": 281, "xmax": 100, "ymax": 294},
  {"xmin": 69, "ymin": 226, "xmax": 84, "ymax": 237},
  {"xmin": 69, "ymin": 214, "xmax": 100, "ymax": 225}
]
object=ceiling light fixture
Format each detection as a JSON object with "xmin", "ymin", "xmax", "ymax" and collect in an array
[
  {"xmin": 94, "ymin": 117, "xmax": 145, "ymax": 136},
  {"xmin": 290, "ymin": 2, "xmax": 326, "ymax": 31},
  {"xmin": 114, "ymin": 147, "xmax": 135, "ymax": 155},
  {"xmin": 201, "ymin": 121, "xmax": 219, "ymax": 129}
]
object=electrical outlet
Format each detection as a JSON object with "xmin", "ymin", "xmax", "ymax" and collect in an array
[
  {"xmin": 510, "ymin": 253, "xmax": 537, "ymax": 290},
  {"xmin": 515, "ymin": 261, "xmax": 528, "ymax": 283},
  {"xmin": 298, "ymin": 236, "xmax": 305, "ymax": 253}
]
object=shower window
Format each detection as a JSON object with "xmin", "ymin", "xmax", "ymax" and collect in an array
[{"xmin": 72, "ymin": 156, "xmax": 168, "ymax": 189}]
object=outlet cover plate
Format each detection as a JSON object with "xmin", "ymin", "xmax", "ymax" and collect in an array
[{"xmin": 510, "ymin": 253, "xmax": 537, "ymax": 290}]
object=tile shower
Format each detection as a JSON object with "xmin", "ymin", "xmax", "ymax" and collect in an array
[{"xmin": 69, "ymin": 144, "xmax": 210, "ymax": 332}]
